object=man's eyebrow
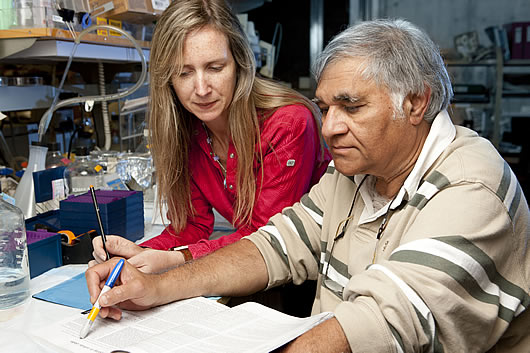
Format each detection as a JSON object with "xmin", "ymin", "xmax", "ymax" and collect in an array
[{"xmin": 333, "ymin": 94, "xmax": 359, "ymax": 104}]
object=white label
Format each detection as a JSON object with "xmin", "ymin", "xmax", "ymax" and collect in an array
[
  {"xmin": 52, "ymin": 15, "xmax": 64, "ymax": 23},
  {"xmin": 1, "ymin": 192, "xmax": 16, "ymax": 205},
  {"xmin": 286, "ymin": 159, "xmax": 295, "ymax": 167},
  {"xmin": 515, "ymin": 27, "xmax": 522, "ymax": 44},
  {"xmin": 52, "ymin": 179, "xmax": 65, "ymax": 200},
  {"xmin": 151, "ymin": 0, "xmax": 169, "ymax": 11}
]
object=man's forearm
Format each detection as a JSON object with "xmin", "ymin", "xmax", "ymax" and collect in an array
[
  {"xmin": 280, "ymin": 318, "xmax": 351, "ymax": 353},
  {"xmin": 154, "ymin": 239, "xmax": 269, "ymax": 305}
]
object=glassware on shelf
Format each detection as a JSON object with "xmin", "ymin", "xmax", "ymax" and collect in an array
[
  {"xmin": 90, "ymin": 150, "xmax": 123, "ymax": 190},
  {"xmin": 64, "ymin": 146, "xmax": 103, "ymax": 196},
  {"xmin": 45, "ymin": 141, "xmax": 69, "ymax": 169}
]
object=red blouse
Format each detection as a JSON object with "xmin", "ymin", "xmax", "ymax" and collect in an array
[{"xmin": 140, "ymin": 104, "xmax": 331, "ymax": 258}]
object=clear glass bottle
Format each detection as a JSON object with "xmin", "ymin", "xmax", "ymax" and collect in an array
[
  {"xmin": 0, "ymin": 197, "xmax": 30, "ymax": 310},
  {"xmin": 45, "ymin": 141, "xmax": 68, "ymax": 169},
  {"xmin": 64, "ymin": 146, "xmax": 103, "ymax": 196}
]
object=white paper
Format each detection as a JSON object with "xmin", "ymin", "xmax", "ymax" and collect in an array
[{"xmin": 32, "ymin": 296, "xmax": 333, "ymax": 353}]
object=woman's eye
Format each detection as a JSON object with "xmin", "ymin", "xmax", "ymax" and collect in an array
[
  {"xmin": 179, "ymin": 71, "xmax": 190, "ymax": 77},
  {"xmin": 210, "ymin": 66, "xmax": 223, "ymax": 72}
]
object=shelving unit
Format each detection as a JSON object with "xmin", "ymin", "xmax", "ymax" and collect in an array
[
  {"xmin": 447, "ymin": 49, "xmax": 530, "ymax": 149},
  {"xmin": 0, "ymin": 29, "xmax": 151, "ymax": 165},
  {"xmin": 0, "ymin": 28, "xmax": 150, "ymax": 111}
]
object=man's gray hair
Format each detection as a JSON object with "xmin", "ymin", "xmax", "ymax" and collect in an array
[{"xmin": 312, "ymin": 19, "xmax": 453, "ymax": 122}]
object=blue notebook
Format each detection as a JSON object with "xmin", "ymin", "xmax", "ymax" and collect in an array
[{"xmin": 33, "ymin": 272, "xmax": 92, "ymax": 311}]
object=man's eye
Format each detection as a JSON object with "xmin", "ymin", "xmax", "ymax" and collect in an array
[
  {"xmin": 344, "ymin": 106, "xmax": 359, "ymax": 113},
  {"xmin": 319, "ymin": 107, "xmax": 329, "ymax": 115}
]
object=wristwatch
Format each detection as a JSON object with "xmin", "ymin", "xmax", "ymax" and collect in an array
[{"xmin": 169, "ymin": 245, "xmax": 193, "ymax": 262}]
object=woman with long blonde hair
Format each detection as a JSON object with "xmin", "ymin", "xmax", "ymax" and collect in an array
[{"xmin": 91, "ymin": 0, "xmax": 330, "ymax": 272}]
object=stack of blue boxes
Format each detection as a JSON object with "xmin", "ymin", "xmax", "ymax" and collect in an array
[{"xmin": 59, "ymin": 190, "xmax": 144, "ymax": 242}]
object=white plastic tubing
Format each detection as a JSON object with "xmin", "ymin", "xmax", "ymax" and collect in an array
[
  {"xmin": 98, "ymin": 62, "xmax": 111, "ymax": 150},
  {"xmin": 37, "ymin": 24, "xmax": 148, "ymax": 149}
]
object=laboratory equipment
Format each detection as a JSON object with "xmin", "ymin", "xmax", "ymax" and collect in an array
[
  {"xmin": 64, "ymin": 146, "xmax": 103, "ymax": 196},
  {"xmin": 14, "ymin": 142, "xmax": 48, "ymax": 219},
  {"xmin": 37, "ymin": 24, "xmax": 148, "ymax": 145},
  {"xmin": 45, "ymin": 141, "xmax": 68, "ymax": 169},
  {"xmin": 0, "ymin": 196, "xmax": 30, "ymax": 310}
]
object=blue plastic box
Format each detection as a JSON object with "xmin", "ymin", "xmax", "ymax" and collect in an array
[
  {"xmin": 25, "ymin": 210, "xmax": 61, "ymax": 232},
  {"xmin": 59, "ymin": 190, "xmax": 144, "ymax": 242},
  {"xmin": 27, "ymin": 230, "xmax": 63, "ymax": 278}
]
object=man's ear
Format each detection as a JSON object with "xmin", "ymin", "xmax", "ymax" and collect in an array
[{"xmin": 404, "ymin": 86, "xmax": 431, "ymax": 126}]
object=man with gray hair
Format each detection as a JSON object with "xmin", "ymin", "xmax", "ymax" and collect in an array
[{"xmin": 87, "ymin": 19, "xmax": 530, "ymax": 352}]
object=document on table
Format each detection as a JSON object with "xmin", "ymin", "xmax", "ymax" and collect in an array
[{"xmin": 32, "ymin": 296, "xmax": 334, "ymax": 353}]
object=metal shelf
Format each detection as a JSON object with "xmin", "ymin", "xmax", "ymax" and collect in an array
[
  {"xmin": 0, "ymin": 85, "xmax": 56, "ymax": 111},
  {"xmin": 0, "ymin": 84, "xmax": 103, "ymax": 112},
  {"xmin": 1, "ymin": 38, "xmax": 150, "ymax": 63}
]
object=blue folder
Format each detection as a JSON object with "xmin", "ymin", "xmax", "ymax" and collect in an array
[{"xmin": 32, "ymin": 272, "xmax": 92, "ymax": 311}]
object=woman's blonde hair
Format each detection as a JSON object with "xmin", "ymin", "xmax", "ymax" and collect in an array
[{"xmin": 149, "ymin": 0, "xmax": 322, "ymax": 232}]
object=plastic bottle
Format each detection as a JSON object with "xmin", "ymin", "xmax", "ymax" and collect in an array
[
  {"xmin": 45, "ymin": 141, "xmax": 68, "ymax": 169},
  {"xmin": 64, "ymin": 146, "xmax": 103, "ymax": 196},
  {"xmin": 135, "ymin": 129, "xmax": 150, "ymax": 154},
  {"xmin": 14, "ymin": 141, "xmax": 48, "ymax": 219},
  {"xmin": 0, "ymin": 197, "xmax": 30, "ymax": 310}
]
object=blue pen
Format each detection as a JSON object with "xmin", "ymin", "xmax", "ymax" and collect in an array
[{"xmin": 80, "ymin": 259, "xmax": 125, "ymax": 339}]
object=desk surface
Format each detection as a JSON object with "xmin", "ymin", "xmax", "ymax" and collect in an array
[
  {"xmin": 0, "ymin": 202, "xmax": 164, "ymax": 352},
  {"xmin": 0, "ymin": 265, "xmax": 87, "ymax": 352},
  {"xmin": 0, "ymin": 201, "xmax": 234, "ymax": 352}
]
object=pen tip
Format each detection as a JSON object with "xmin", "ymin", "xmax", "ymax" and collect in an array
[{"xmin": 80, "ymin": 319, "xmax": 92, "ymax": 339}]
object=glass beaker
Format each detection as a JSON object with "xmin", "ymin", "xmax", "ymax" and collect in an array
[{"xmin": 0, "ymin": 197, "xmax": 30, "ymax": 311}]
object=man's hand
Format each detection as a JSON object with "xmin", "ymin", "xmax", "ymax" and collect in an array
[
  {"xmin": 85, "ymin": 257, "xmax": 162, "ymax": 320},
  {"xmin": 89, "ymin": 235, "xmax": 186, "ymax": 273}
]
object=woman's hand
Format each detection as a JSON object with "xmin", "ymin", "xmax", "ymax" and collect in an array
[
  {"xmin": 127, "ymin": 249, "xmax": 186, "ymax": 274},
  {"xmin": 89, "ymin": 235, "xmax": 186, "ymax": 274},
  {"xmin": 90, "ymin": 235, "xmax": 143, "ymax": 266}
]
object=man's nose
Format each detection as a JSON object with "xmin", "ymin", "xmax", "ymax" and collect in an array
[{"xmin": 321, "ymin": 107, "xmax": 347, "ymax": 139}]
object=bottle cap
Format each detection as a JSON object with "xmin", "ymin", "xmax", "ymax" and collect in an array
[
  {"xmin": 75, "ymin": 146, "xmax": 89, "ymax": 156},
  {"xmin": 47, "ymin": 141, "xmax": 60, "ymax": 152}
]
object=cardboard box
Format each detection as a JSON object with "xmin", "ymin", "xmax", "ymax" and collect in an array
[{"xmin": 89, "ymin": 0, "xmax": 160, "ymax": 24}]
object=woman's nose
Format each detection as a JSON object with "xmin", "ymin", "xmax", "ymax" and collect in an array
[{"xmin": 194, "ymin": 73, "xmax": 211, "ymax": 96}]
